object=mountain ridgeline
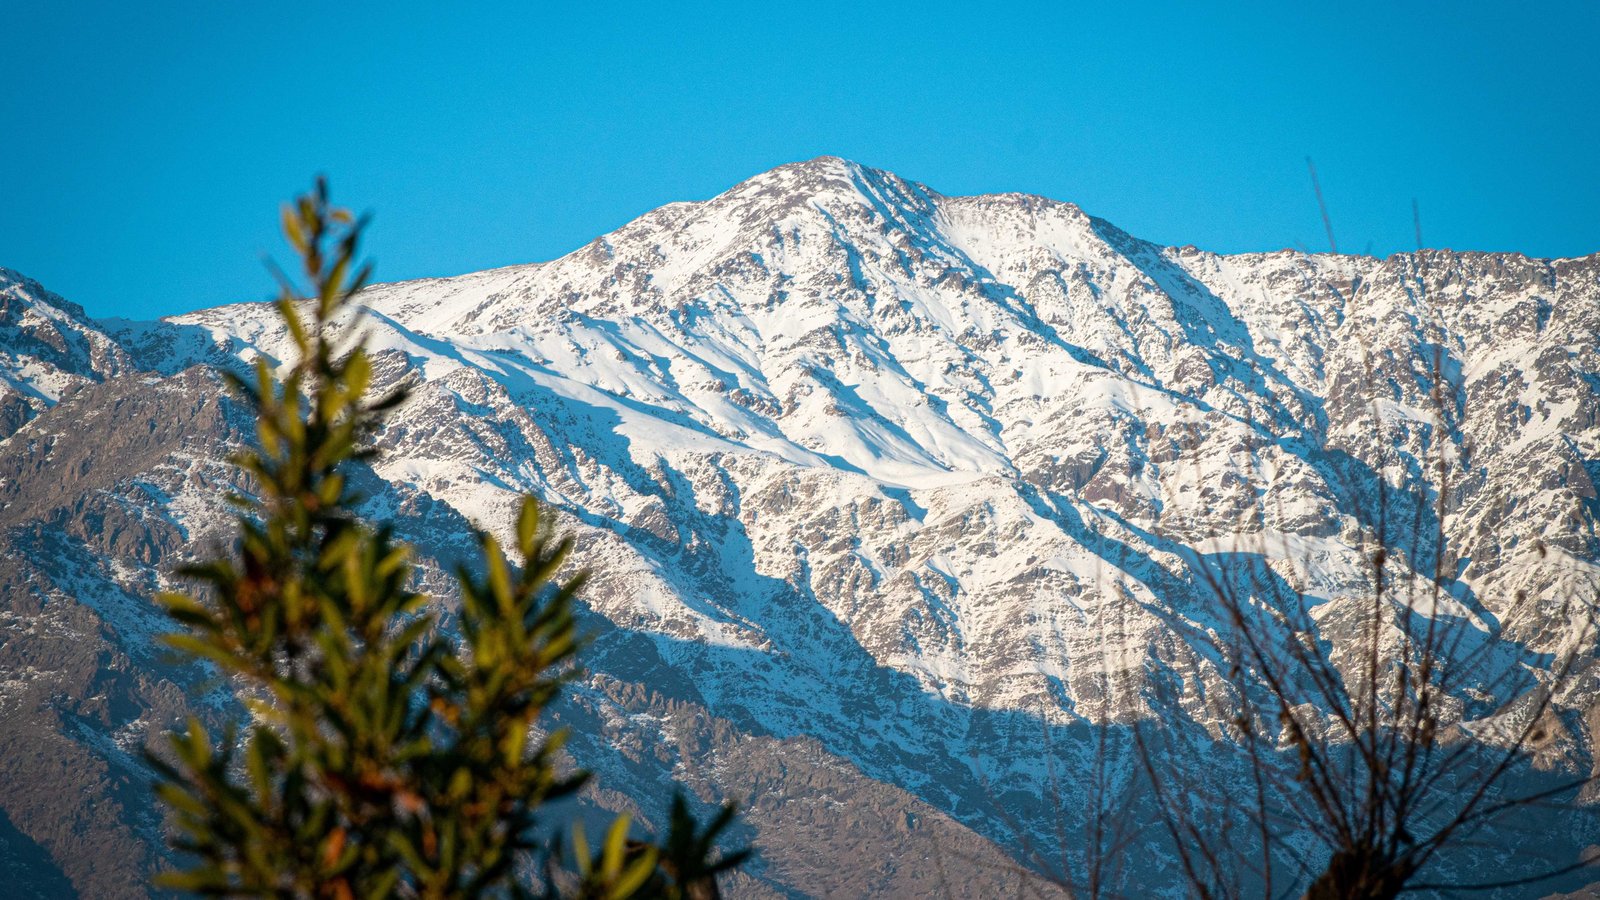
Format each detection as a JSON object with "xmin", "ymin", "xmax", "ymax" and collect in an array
[{"xmin": 2, "ymin": 157, "xmax": 1598, "ymax": 897}]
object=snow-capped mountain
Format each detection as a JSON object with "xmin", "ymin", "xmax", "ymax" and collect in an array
[{"xmin": 3, "ymin": 157, "xmax": 1598, "ymax": 897}]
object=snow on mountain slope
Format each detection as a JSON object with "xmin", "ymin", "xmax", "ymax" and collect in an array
[
  {"xmin": 144, "ymin": 156, "xmax": 1600, "ymax": 691},
  {"xmin": 5, "ymin": 157, "xmax": 1600, "ymax": 895}
]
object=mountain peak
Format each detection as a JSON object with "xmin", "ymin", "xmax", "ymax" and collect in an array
[
  {"xmin": 715, "ymin": 158, "xmax": 1102, "ymax": 253},
  {"xmin": 722, "ymin": 155, "xmax": 890, "ymax": 208},
  {"xmin": 0, "ymin": 266, "xmax": 99, "ymax": 330},
  {"xmin": 344, "ymin": 157, "xmax": 1136, "ymax": 339},
  {"xmin": 755, "ymin": 154, "xmax": 862, "ymax": 182}
]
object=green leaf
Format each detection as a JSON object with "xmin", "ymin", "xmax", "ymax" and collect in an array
[
  {"xmin": 282, "ymin": 203, "xmax": 307, "ymax": 252},
  {"xmin": 516, "ymin": 496, "xmax": 540, "ymax": 557},
  {"xmin": 612, "ymin": 848, "xmax": 659, "ymax": 899},
  {"xmin": 601, "ymin": 814, "xmax": 630, "ymax": 879},
  {"xmin": 572, "ymin": 822, "xmax": 591, "ymax": 876}
]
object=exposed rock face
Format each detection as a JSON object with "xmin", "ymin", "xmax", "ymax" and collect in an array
[{"xmin": 2, "ymin": 157, "xmax": 1598, "ymax": 896}]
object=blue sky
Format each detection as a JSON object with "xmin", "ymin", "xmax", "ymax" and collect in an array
[{"xmin": 3, "ymin": 1, "xmax": 1597, "ymax": 319}]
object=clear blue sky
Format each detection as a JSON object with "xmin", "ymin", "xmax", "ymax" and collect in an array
[{"xmin": 3, "ymin": 1, "xmax": 1597, "ymax": 320}]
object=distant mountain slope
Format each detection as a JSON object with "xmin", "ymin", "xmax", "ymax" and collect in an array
[{"xmin": 3, "ymin": 157, "xmax": 1599, "ymax": 896}]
